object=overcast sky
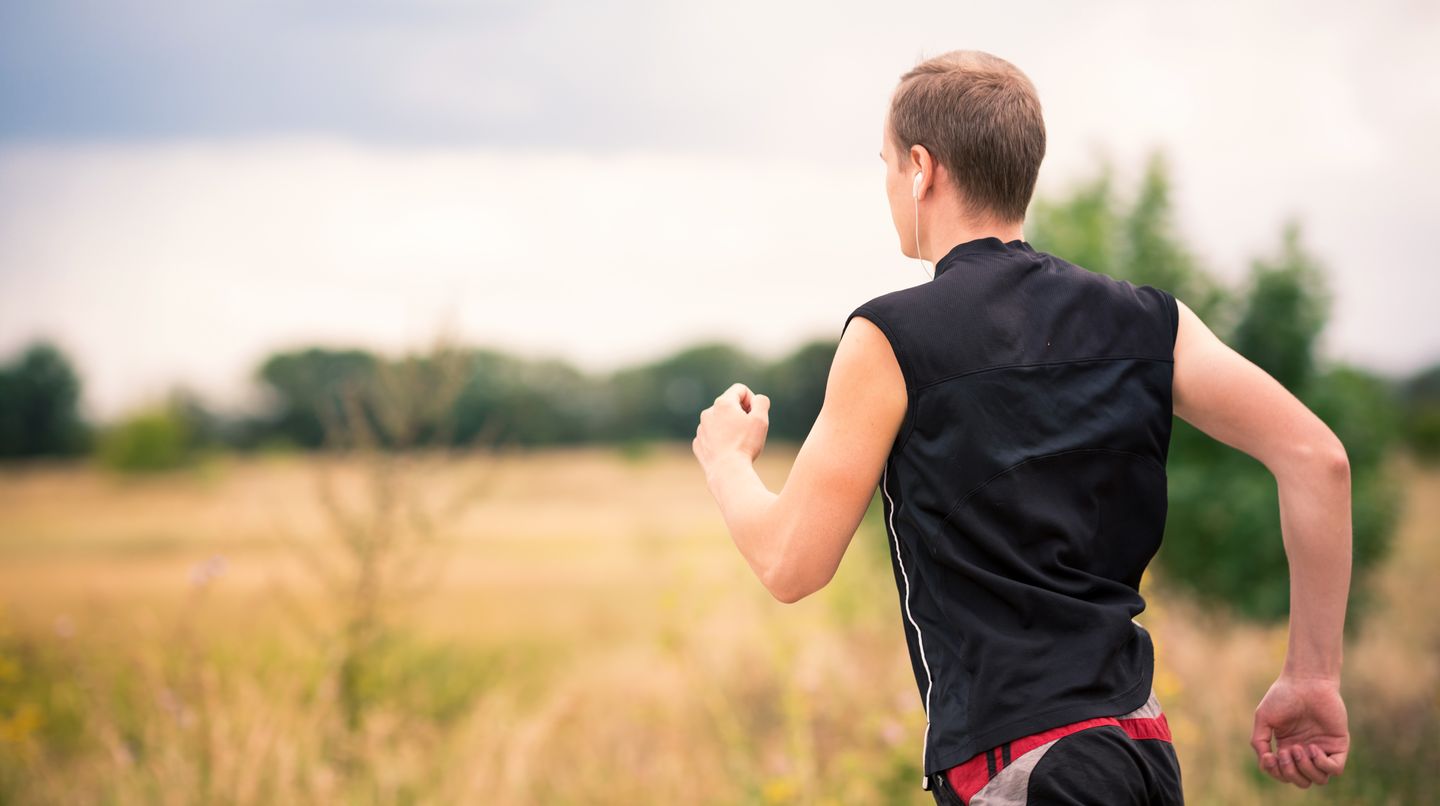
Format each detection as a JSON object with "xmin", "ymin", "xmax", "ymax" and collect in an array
[{"xmin": 2, "ymin": 0, "xmax": 1437, "ymax": 420}]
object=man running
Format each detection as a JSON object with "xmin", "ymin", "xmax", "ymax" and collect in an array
[{"xmin": 692, "ymin": 49, "xmax": 1351, "ymax": 804}]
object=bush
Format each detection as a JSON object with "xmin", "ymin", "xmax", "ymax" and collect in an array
[{"xmin": 96, "ymin": 404, "xmax": 197, "ymax": 473}]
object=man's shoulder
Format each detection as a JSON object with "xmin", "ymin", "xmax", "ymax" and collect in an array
[
  {"xmin": 845, "ymin": 282, "xmax": 931, "ymax": 328},
  {"xmin": 1023, "ymin": 250, "xmax": 1178, "ymax": 323}
]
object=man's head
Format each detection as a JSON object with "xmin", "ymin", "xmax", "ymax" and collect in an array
[{"xmin": 881, "ymin": 50, "xmax": 1046, "ymax": 260}]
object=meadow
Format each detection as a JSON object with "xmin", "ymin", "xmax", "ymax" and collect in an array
[{"xmin": 0, "ymin": 443, "xmax": 1435, "ymax": 804}]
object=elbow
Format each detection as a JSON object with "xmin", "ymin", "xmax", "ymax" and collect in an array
[
  {"xmin": 758, "ymin": 523, "xmax": 834, "ymax": 604},
  {"xmin": 1277, "ymin": 436, "xmax": 1350, "ymax": 482},
  {"xmin": 770, "ymin": 587, "xmax": 806, "ymax": 605},
  {"xmin": 764, "ymin": 550, "xmax": 831, "ymax": 604},
  {"xmin": 1320, "ymin": 436, "xmax": 1350, "ymax": 482},
  {"xmin": 764, "ymin": 563, "xmax": 811, "ymax": 604},
  {"xmin": 1328, "ymin": 442, "xmax": 1351, "ymax": 485},
  {"xmin": 766, "ymin": 561, "xmax": 840, "ymax": 604}
]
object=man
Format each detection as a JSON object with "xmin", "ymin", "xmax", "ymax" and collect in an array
[{"xmin": 692, "ymin": 49, "xmax": 1350, "ymax": 804}]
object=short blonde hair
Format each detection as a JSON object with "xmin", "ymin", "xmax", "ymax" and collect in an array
[{"xmin": 889, "ymin": 50, "xmax": 1046, "ymax": 224}]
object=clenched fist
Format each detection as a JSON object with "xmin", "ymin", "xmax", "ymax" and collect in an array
[{"xmin": 692, "ymin": 382, "xmax": 771, "ymax": 477}]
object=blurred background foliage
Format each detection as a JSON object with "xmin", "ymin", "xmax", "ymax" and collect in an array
[{"xmin": 1, "ymin": 149, "xmax": 1434, "ymax": 627}]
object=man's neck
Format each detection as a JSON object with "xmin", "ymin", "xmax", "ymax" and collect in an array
[{"xmin": 920, "ymin": 218, "xmax": 1025, "ymax": 266}]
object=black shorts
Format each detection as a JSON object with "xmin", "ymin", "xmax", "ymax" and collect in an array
[{"xmin": 927, "ymin": 688, "xmax": 1184, "ymax": 805}]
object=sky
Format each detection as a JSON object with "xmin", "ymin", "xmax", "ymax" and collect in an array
[{"xmin": 1, "ymin": 0, "xmax": 1437, "ymax": 420}]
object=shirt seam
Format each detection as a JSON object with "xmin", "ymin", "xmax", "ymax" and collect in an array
[
  {"xmin": 912, "ymin": 355, "xmax": 1173, "ymax": 393},
  {"xmin": 1165, "ymin": 289, "xmax": 1179, "ymax": 349}
]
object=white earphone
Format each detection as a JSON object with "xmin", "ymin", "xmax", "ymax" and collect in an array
[{"xmin": 913, "ymin": 171, "xmax": 932, "ymax": 279}]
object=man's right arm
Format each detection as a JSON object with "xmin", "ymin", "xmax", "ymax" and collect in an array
[{"xmin": 1171, "ymin": 296, "xmax": 1352, "ymax": 789}]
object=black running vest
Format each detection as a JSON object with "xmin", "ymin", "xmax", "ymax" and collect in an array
[{"xmin": 841, "ymin": 236, "xmax": 1179, "ymax": 791}]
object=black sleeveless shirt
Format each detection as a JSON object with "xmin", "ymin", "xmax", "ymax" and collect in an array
[{"xmin": 842, "ymin": 236, "xmax": 1179, "ymax": 791}]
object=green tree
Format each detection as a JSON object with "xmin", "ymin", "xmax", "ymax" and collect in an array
[
  {"xmin": 1396, "ymin": 362, "xmax": 1440, "ymax": 463},
  {"xmin": 1030, "ymin": 153, "xmax": 1230, "ymax": 323},
  {"xmin": 256, "ymin": 348, "xmax": 381, "ymax": 449},
  {"xmin": 0, "ymin": 340, "xmax": 89, "ymax": 458},
  {"xmin": 449, "ymin": 349, "xmax": 598, "ymax": 448},
  {"xmin": 1032, "ymin": 150, "xmax": 1402, "ymax": 623},
  {"xmin": 757, "ymin": 339, "xmax": 834, "ymax": 445},
  {"xmin": 607, "ymin": 343, "xmax": 766, "ymax": 442},
  {"xmin": 1116, "ymin": 153, "xmax": 1231, "ymax": 324},
  {"xmin": 1027, "ymin": 157, "xmax": 1123, "ymax": 280},
  {"xmin": 1229, "ymin": 220, "xmax": 1331, "ymax": 391}
]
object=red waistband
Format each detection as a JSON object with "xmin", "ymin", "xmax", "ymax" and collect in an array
[{"xmin": 946, "ymin": 711, "xmax": 1172, "ymax": 801}]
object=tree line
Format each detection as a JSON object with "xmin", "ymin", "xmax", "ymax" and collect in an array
[{"xmin": 1, "ymin": 151, "xmax": 1437, "ymax": 622}]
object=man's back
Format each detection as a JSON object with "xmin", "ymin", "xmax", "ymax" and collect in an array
[{"xmin": 842, "ymin": 235, "xmax": 1178, "ymax": 778}]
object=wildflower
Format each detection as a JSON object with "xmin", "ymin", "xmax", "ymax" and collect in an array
[
  {"xmin": 880, "ymin": 718, "xmax": 906, "ymax": 747},
  {"xmin": 189, "ymin": 554, "xmax": 228, "ymax": 588}
]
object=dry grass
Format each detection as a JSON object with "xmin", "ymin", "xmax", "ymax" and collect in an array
[{"xmin": 0, "ymin": 445, "xmax": 1435, "ymax": 804}]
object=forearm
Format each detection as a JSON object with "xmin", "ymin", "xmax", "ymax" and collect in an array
[
  {"xmin": 703, "ymin": 452, "xmax": 788, "ymax": 589},
  {"xmin": 1273, "ymin": 447, "xmax": 1352, "ymax": 680}
]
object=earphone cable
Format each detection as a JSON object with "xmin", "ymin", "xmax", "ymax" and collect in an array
[{"xmin": 915, "ymin": 191, "xmax": 932, "ymax": 280}]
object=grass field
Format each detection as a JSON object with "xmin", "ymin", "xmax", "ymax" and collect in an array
[{"xmin": 0, "ymin": 443, "xmax": 1435, "ymax": 804}]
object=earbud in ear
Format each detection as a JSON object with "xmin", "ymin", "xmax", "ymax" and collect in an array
[{"xmin": 913, "ymin": 171, "xmax": 923, "ymax": 200}]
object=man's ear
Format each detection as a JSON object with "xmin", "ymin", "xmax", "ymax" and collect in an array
[
  {"xmin": 908, "ymin": 146, "xmax": 938, "ymax": 200},
  {"xmin": 908, "ymin": 145, "xmax": 932, "ymax": 177}
]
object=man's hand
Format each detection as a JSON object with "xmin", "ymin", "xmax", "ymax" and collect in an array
[
  {"xmin": 693, "ymin": 382, "xmax": 771, "ymax": 480},
  {"xmin": 1250, "ymin": 674, "xmax": 1350, "ymax": 788}
]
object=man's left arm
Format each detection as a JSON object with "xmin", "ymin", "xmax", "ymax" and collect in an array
[{"xmin": 692, "ymin": 315, "xmax": 907, "ymax": 602}]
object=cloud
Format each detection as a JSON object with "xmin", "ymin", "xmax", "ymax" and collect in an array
[{"xmin": 1, "ymin": 0, "xmax": 1436, "ymax": 419}]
